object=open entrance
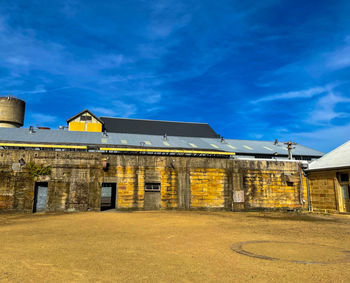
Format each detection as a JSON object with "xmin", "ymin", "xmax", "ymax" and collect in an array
[
  {"xmin": 33, "ymin": 182, "xmax": 48, "ymax": 213},
  {"xmin": 100, "ymin": 183, "xmax": 116, "ymax": 211}
]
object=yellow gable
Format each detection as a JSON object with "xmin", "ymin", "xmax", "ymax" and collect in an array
[{"xmin": 68, "ymin": 111, "xmax": 102, "ymax": 132}]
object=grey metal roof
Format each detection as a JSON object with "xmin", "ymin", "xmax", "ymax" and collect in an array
[
  {"xmin": 100, "ymin": 117, "xmax": 219, "ymax": 138},
  {"xmin": 308, "ymin": 140, "xmax": 350, "ymax": 170},
  {"xmin": 0, "ymin": 127, "xmax": 324, "ymax": 157}
]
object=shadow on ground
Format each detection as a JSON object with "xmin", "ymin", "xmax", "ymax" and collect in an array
[{"xmin": 247, "ymin": 213, "xmax": 341, "ymax": 223}]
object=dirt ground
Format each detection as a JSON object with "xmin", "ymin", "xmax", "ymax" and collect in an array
[{"xmin": 0, "ymin": 211, "xmax": 350, "ymax": 282}]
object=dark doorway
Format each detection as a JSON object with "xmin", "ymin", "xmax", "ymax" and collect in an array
[
  {"xmin": 100, "ymin": 183, "xmax": 117, "ymax": 211},
  {"xmin": 33, "ymin": 182, "xmax": 48, "ymax": 213}
]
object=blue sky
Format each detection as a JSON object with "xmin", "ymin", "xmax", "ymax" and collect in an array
[{"xmin": 1, "ymin": 0, "xmax": 350, "ymax": 152}]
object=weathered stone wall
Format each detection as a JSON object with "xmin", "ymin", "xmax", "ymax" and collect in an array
[
  {"xmin": 238, "ymin": 160, "xmax": 307, "ymax": 209},
  {"xmin": 0, "ymin": 149, "xmax": 307, "ymax": 212},
  {"xmin": 307, "ymin": 171, "xmax": 339, "ymax": 212}
]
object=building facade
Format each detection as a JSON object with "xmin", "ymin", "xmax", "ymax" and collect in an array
[
  {"xmin": 0, "ymin": 149, "xmax": 308, "ymax": 213},
  {"xmin": 0, "ymin": 104, "xmax": 324, "ymax": 213},
  {"xmin": 306, "ymin": 141, "xmax": 350, "ymax": 213}
]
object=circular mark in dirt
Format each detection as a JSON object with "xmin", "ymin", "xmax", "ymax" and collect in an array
[{"xmin": 231, "ymin": 241, "xmax": 350, "ymax": 264}]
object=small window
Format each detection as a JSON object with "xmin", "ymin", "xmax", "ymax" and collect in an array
[
  {"xmin": 340, "ymin": 173, "xmax": 349, "ymax": 183},
  {"xmin": 81, "ymin": 115, "xmax": 92, "ymax": 121},
  {"xmin": 145, "ymin": 183, "xmax": 161, "ymax": 192}
]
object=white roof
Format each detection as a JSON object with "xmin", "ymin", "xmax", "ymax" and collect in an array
[{"xmin": 308, "ymin": 140, "xmax": 350, "ymax": 171}]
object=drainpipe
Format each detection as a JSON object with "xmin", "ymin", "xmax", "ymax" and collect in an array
[
  {"xmin": 306, "ymin": 174, "xmax": 312, "ymax": 211},
  {"xmin": 298, "ymin": 164, "xmax": 303, "ymax": 205}
]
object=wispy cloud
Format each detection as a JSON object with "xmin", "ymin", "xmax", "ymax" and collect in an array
[
  {"xmin": 108, "ymin": 100, "xmax": 137, "ymax": 118},
  {"xmin": 326, "ymin": 37, "xmax": 350, "ymax": 70},
  {"xmin": 308, "ymin": 91, "xmax": 350, "ymax": 125},
  {"xmin": 253, "ymin": 84, "xmax": 338, "ymax": 103},
  {"xmin": 288, "ymin": 122, "xmax": 350, "ymax": 152},
  {"xmin": 1, "ymin": 1, "xmax": 350, "ymax": 152},
  {"xmin": 89, "ymin": 107, "xmax": 117, "ymax": 117}
]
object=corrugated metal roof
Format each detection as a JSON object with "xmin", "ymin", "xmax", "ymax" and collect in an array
[
  {"xmin": 100, "ymin": 117, "xmax": 219, "ymax": 138},
  {"xmin": 0, "ymin": 128, "xmax": 324, "ymax": 157},
  {"xmin": 308, "ymin": 140, "xmax": 350, "ymax": 170}
]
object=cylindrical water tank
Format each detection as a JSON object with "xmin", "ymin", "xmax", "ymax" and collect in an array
[{"xmin": 0, "ymin": 96, "xmax": 26, "ymax": 128}]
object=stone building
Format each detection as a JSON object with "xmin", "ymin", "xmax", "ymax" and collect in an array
[
  {"xmin": 306, "ymin": 141, "xmax": 350, "ymax": 213},
  {"xmin": 0, "ymin": 108, "xmax": 324, "ymax": 213}
]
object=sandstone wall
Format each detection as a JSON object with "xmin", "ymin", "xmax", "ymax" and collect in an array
[
  {"xmin": 307, "ymin": 171, "xmax": 339, "ymax": 212},
  {"xmin": 0, "ymin": 150, "xmax": 306, "ymax": 212}
]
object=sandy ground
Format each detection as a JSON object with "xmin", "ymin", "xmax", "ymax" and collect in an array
[{"xmin": 0, "ymin": 211, "xmax": 350, "ymax": 282}]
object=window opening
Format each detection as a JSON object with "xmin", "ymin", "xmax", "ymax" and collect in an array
[{"xmin": 145, "ymin": 183, "xmax": 161, "ymax": 192}]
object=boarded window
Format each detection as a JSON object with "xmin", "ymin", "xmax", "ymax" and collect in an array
[
  {"xmin": 145, "ymin": 183, "xmax": 161, "ymax": 192},
  {"xmin": 81, "ymin": 115, "xmax": 92, "ymax": 121}
]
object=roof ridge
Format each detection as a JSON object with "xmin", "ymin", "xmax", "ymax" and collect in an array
[
  {"xmin": 67, "ymin": 109, "xmax": 103, "ymax": 124},
  {"xmin": 100, "ymin": 116, "xmax": 210, "ymax": 125}
]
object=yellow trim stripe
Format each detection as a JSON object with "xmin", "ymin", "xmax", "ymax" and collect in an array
[
  {"xmin": 0, "ymin": 143, "xmax": 87, "ymax": 149},
  {"xmin": 0, "ymin": 143, "xmax": 235, "ymax": 155},
  {"xmin": 100, "ymin": 147, "xmax": 235, "ymax": 155}
]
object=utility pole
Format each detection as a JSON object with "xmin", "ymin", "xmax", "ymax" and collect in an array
[{"xmin": 284, "ymin": 141, "xmax": 297, "ymax": 160}]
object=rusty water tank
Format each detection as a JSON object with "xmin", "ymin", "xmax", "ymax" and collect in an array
[{"xmin": 0, "ymin": 96, "xmax": 26, "ymax": 128}]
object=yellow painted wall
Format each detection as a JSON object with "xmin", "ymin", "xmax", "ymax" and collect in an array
[
  {"xmin": 69, "ymin": 121, "xmax": 85, "ymax": 132},
  {"xmin": 87, "ymin": 123, "xmax": 102, "ymax": 132}
]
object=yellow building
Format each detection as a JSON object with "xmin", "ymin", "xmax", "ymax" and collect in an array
[{"xmin": 67, "ymin": 109, "xmax": 103, "ymax": 132}]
